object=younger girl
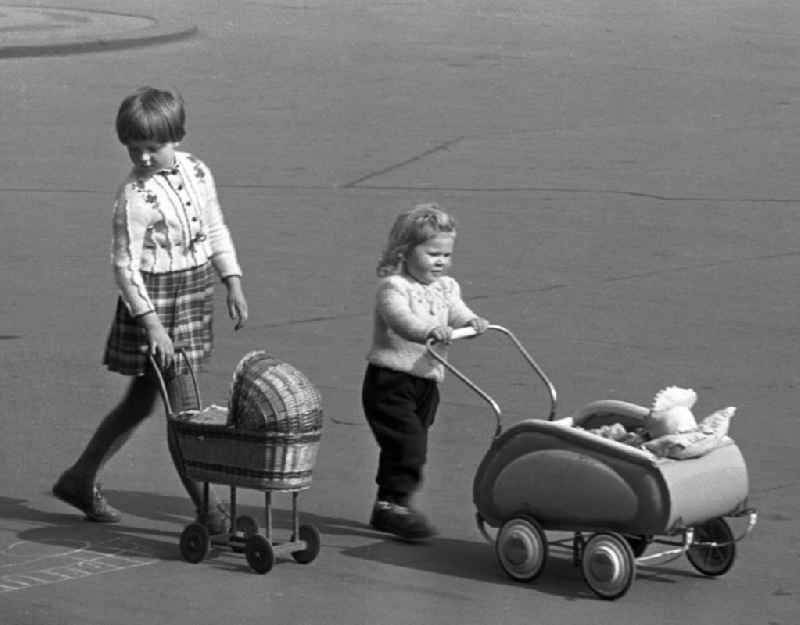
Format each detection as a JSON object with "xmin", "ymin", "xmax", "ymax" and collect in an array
[
  {"xmin": 363, "ymin": 203, "xmax": 489, "ymax": 541},
  {"xmin": 52, "ymin": 87, "xmax": 248, "ymax": 533}
]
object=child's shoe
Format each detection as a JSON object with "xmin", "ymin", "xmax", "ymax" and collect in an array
[
  {"xmin": 52, "ymin": 472, "xmax": 122, "ymax": 523},
  {"xmin": 196, "ymin": 504, "xmax": 229, "ymax": 535},
  {"xmin": 369, "ymin": 500, "xmax": 437, "ymax": 541}
]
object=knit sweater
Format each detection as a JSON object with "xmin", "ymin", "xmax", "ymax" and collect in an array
[
  {"xmin": 366, "ymin": 273, "xmax": 477, "ymax": 382},
  {"xmin": 110, "ymin": 151, "xmax": 242, "ymax": 316}
]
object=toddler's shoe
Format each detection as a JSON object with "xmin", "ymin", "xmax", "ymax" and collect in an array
[
  {"xmin": 52, "ymin": 472, "xmax": 121, "ymax": 524},
  {"xmin": 196, "ymin": 504, "xmax": 229, "ymax": 535},
  {"xmin": 370, "ymin": 500, "xmax": 437, "ymax": 541}
]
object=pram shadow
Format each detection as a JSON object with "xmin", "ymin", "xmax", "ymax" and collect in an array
[
  {"xmin": 99, "ymin": 491, "xmax": 593, "ymax": 596},
  {"xmin": 340, "ymin": 536, "xmax": 594, "ymax": 598},
  {"xmin": 339, "ymin": 535, "xmax": 699, "ymax": 599},
  {"xmin": 97, "ymin": 491, "xmax": 696, "ymax": 597},
  {"xmin": 2, "ymin": 493, "xmax": 700, "ymax": 596}
]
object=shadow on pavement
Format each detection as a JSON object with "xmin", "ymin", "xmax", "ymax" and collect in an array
[
  {"xmin": 1, "ymin": 492, "xmax": 701, "ymax": 596},
  {"xmin": 0, "ymin": 495, "xmax": 183, "ymax": 563}
]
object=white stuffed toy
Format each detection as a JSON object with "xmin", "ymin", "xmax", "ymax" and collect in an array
[
  {"xmin": 643, "ymin": 386, "xmax": 737, "ymax": 459},
  {"xmin": 646, "ymin": 386, "xmax": 699, "ymax": 438}
]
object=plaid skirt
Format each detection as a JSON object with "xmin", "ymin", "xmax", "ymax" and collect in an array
[{"xmin": 103, "ymin": 262, "xmax": 215, "ymax": 376}]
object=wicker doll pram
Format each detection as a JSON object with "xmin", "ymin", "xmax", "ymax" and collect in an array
[{"xmin": 153, "ymin": 349, "xmax": 323, "ymax": 574}]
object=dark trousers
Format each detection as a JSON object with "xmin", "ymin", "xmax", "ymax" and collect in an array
[{"xmin": 362, "ymin": 364, "xmax": 439, "ymax": 505}]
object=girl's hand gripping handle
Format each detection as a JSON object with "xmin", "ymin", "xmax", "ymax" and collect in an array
[
  {"xmin": 450, "ymin": 327, "xmax": 478, "ymax": 340},
  {"xmin": 140, "ymin": 311, "xmax": 174, "ymax": 370},
  {"xmin": 428, "ymin": 326, "xmax": 483, "ymax": 344}
]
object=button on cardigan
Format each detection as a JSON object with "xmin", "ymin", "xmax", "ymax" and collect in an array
[{"xmin": 110, "ymin": 151, "xmax": 242, "ymax": 317}]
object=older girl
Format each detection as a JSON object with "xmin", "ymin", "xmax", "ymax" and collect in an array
[{"xmin": 53, "ymin": 87, "xmax": 248, "ymax": 533}]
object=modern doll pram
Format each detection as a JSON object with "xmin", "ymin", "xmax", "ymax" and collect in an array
[{"xmin": 426, "ymin": 325, "xmax": 757, "ymax": 600}]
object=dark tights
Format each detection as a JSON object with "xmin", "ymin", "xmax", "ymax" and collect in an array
[{"xmin": 67, "ymin": 372, "xmax": 218, "ymax": 513}]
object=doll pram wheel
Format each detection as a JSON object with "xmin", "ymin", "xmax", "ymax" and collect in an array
[
  {"xmin": 495, "ymin": 516, "xmax": 548, "ymax": 582},
  {"xmin": 245, "ymin": 534, "xmax": 275, "ymax": 574},
  {"xmin": 686, "ymin": 517, "xmax": 736, "ymax": 576},
  {"xmin": 180, "ymin": 523, "xmax": 211, "ymax": 564},
  {"xmin": 291, "ymin": 524, "xmax": 322, "ymax": 564},
  {"xmin": 581, "ymin": 532, "xmax": 636, "ymax": 600}
]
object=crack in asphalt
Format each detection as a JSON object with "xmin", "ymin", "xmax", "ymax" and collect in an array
[
  {"xmin": 3, "ymin": 184, "xmax": 800, "ymax": 204},
  {"xmin": 338, "ymin": 136, "xmax": 466, "ymax": 188}
]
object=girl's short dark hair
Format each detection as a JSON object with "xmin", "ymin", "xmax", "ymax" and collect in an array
[{"xmin": 116, "ymin": 87, "xmax": 186, "ymax": 145}]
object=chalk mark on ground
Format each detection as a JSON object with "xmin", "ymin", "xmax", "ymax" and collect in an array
[{"xmin": 0, "ymin": 538, "xmax": 156, "ymax": 593}]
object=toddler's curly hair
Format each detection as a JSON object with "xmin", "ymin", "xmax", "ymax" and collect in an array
[{"xmin": 376, "ymin": 203, "xmax": 457, "ymax": 277}]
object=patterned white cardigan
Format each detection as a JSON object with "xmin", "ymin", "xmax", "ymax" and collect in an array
[{"xmin": 110, "ymin": 151, "xmax": 242, "ymax": 316}]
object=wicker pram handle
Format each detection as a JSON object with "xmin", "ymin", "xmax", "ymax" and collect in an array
[{"xmin": 150, "ymin": 349, "xmax": 202, "ymax": 418}]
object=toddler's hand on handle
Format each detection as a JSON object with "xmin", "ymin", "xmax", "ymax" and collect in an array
[
  {"xmin": 224, "ymin": 276, "xmax": 248, "ymax": 331},
  {"xmin": 427, "ymin": 325, "xmax": 453, "ymax": 344},
  {"xmin": 140, "ymin": 312, "xmax": 174, "ymax": 370},
  {"xmin": 467, "ymin": 317, "xmax": 490, "ymax": 334}
]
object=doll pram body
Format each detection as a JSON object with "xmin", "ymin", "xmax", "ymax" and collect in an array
[
  {"xmin": 474, "ymin": 404, "xmax": 750, "ymax": 537},
  {"xmin": 152, "ymin": 350, "xmax": 322, "ymax": 574},
  {"xmin": 427, "ymin": 326, "xmax": 757, "ymax": 600}
]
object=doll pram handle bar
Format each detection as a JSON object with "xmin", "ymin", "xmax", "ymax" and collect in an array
[
  {"xmin": 149, "ymin": 349, "xmax": 202, "ymax": 418},
  {"xmin": 426, "ymin": 324, "xmax": 558, "ymax": 437}
]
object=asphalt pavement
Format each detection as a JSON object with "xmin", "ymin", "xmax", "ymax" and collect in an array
[{"xmin": 0, "ymin": 1, "xmax": 798, "ymax": 624}]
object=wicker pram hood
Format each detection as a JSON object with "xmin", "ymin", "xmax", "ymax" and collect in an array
[{"xmin": 228, "ymin": 350, "xmax": 323, "ymax": 433}]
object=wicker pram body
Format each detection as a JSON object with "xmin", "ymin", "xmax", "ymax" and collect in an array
[
  {"xmin": 174, "ymin": 424, "xmax": 320, "ymax": 491},
  {"xmin": 172, "ymin": 351, "xmax": 323, "ymax": 491}
]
